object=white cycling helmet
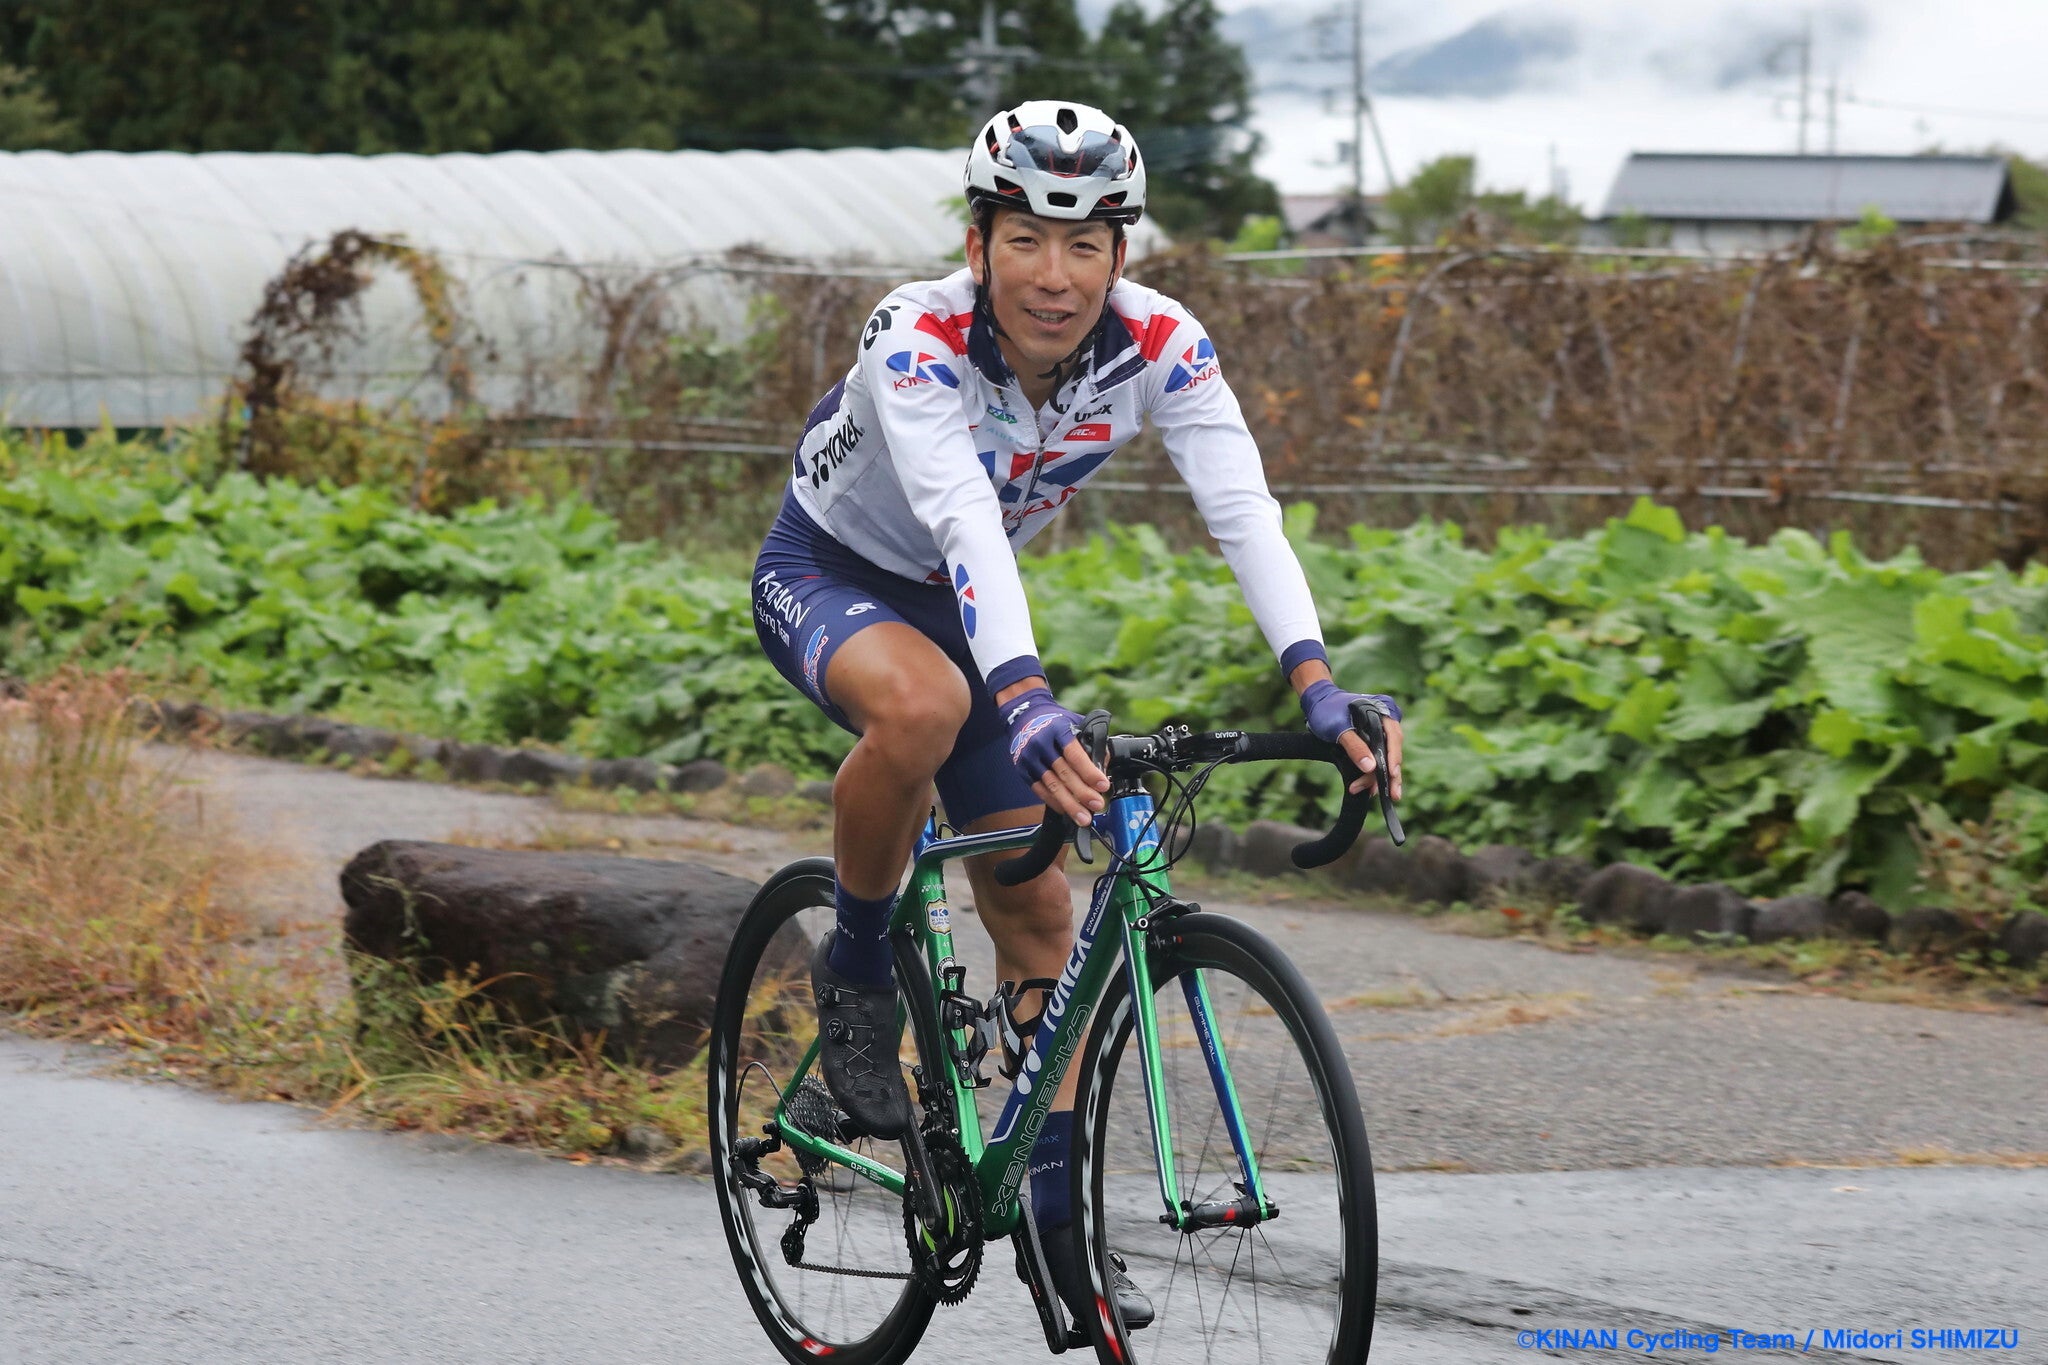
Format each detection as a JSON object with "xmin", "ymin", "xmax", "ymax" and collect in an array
[{"xmin": 965, "ymin": 100, "xmax": 1146, "ymax": 225}]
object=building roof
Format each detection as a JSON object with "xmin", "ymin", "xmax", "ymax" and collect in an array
[
  {"xmin": 1600, "ymin": 153, "xmax": 2017, "ymax": 225},
  {"xmin": 0, "ymin": 147, "xmax": 1169, "ymax": 428}
]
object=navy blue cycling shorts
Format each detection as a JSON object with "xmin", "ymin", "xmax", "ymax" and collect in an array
[{"xmin": 751, "ymin": 492, "xmax": 1037, "ymax": 829}]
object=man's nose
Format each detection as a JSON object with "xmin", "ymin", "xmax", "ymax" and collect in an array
[{"xmin": 1032, "ymin": 248, "xmax": 1072, "ymax": 294}]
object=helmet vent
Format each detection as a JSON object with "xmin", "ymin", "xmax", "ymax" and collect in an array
[
  {"xmin": 1045, "ymin": 191, "xmax": 1078, "ymax": 208},
  {"xmin": 1100, "ymin": 192, "xmax": 1125, "ymax": 207},
  {"xmin": 993, "ymin": 175, "xmax": 1026, "ymax": 197},
  {"xmin": 1056, "ymin": 106, "xmax": 1078, "ymax": 134}
]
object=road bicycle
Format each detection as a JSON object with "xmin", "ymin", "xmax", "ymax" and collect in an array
[{"xmin": 708, "ymin": 702, "xmax": 1403, "ymax": 1363}]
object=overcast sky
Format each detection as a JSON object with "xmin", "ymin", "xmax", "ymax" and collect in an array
[{"xmin": 1145, "ymin": 0, "xmax": 2048, "ymax": 208}]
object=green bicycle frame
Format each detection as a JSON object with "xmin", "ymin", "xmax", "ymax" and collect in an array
[{"xmin": 767, "ymin": 788, "xmax": 1271, "ymax": 1237}]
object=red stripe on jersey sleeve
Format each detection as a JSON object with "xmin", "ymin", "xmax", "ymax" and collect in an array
[
  {"xmin": 1117, "ymin": 312, "xmax": 1181, "ymax": 363},
  {"xmin": 915, "ymin": 311, "xmax": 970, "ymax": 354}
]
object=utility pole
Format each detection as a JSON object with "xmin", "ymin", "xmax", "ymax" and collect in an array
[
  {"xmin": 1796, "ymin": 13, "xmax": 1812, "ymax": 155},
  {"xmin": 1348, "ymin": 0, "xmax": 1366, "ymax": 210},
  {"xmin": 1304, "ymin": 0, "xmax": 1396, "ymax": 239},
  {"xmin": 959, "ymin": 0, "xmax": 1035, "ymax": 123},
  {"xmin": 1347, "ymin": 0, "xmax": 1396, "ymax": 220},
  {"xmin": 1825, "ymin": 69, "xmax": 1839, "ymax": 154}
]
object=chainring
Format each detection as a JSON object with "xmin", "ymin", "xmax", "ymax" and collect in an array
[{"xmin": 903, "ymin": 1127, "xmax": 982, "ymax": 1304}]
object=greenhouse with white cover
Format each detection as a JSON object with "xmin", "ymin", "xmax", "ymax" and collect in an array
[{"xmin": 0, "ymin": 146, "xmax": 1163, "ymax": 429}]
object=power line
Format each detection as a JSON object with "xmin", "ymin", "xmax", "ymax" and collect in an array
[{"xmin": 1840, "ymin": 94, "xmax": 2048, "ymax": 127}]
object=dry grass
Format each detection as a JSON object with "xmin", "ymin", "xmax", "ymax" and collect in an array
[
  {"xmin": 0, "ymin": 671, "xmax": 715, "ymax": 1162},
  {"xmin": 0, "ymin": 670, "xmax": 248, "ymax": 1040},
  {"xmin": 1773, "ymin": 1146, "xmax": 2048, "ymax": 1171}
]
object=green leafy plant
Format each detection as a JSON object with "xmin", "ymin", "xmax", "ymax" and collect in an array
[{"xmin": 11, "ymin": 445, "xmax": 2048, "ymax": 908}]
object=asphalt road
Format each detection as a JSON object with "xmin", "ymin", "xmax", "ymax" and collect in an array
[
  {"xmin": 4, "ymin": 1035, "xmax": 2042, "ymax": 1364},
  {"xmin": 5, "ymin": 747, "xmax": 2039, "ymax": 1362}
]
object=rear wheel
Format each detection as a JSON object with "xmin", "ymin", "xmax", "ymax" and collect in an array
[
  {"xmin": 707, "ymin": 858, "xmax": 935, "ymax": 1365},
  {"xmin": 1072, "ymin": 912, "xmax": 1378, "ymax": 1362}
]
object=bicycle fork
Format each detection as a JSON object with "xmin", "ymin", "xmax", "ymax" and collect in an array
[{"xmin": 1109, "ymin": 790, "xmax": 1277, "ymax": 1233}]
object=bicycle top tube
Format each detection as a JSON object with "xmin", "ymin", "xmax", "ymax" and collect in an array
[{"xmin": 909, "ymin": 812, "xmax": 1084, "ymax": 874}]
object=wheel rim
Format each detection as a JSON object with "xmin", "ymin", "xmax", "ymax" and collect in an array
[
  {"xmin": 713, "ymin": 873, "xmax": 927, "ymax": 1355},
  {"xmin": 1081, "ymin": 929, "xmax": 1373, "ymax": 1363}
]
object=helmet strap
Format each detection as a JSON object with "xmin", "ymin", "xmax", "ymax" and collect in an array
[{"xmin": 972, "ymin": 209, "xmax": 1116, "ymax": 407}]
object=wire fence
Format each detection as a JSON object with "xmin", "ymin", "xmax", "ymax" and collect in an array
[{"xmin": 252, "ymin": 230, "xmax": 2048, "ymax": 565}]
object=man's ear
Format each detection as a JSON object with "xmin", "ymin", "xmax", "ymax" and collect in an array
[
  {"xmin": 966, "ymin": 224, "xmax": 986, "ymax": 286},
  {"xmin": 1110, "ymin": 233, "xmax": 1129, "ymax": 286}
]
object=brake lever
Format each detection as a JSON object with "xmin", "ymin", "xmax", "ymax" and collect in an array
[
  {"xmin": 1350, "ymin": 700, "xmax": 1407, "ymax": 846},
  {"xmin": 1072, "ymin": 710, "xmax": 1112, "ymax": 865}
]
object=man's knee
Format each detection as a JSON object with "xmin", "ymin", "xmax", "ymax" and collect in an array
[
  {"xmin": 830, "ymin": 627, "xmax": 971, "ymax": 763},
  {"xmin": 972, "ymin": 859, "xmax": 1075, "ymax": 948}
]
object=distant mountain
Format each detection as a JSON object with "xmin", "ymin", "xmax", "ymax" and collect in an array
[
  {"xmin": 1216, "ymin": 0, "xmax": 1867, "ymax": 107},
  {"xmin": 1369, "ymin": 11, "xmax": 1578, "ymax": 98}
]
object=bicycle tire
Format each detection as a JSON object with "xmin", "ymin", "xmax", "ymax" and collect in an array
[
  {"xmin": 707, "ymin": 857, "xmax": 937, "ymax": 1365},
  {"xmin": 1071, "ymin": 912, "xmax": 1378, "ymax": 1363}
]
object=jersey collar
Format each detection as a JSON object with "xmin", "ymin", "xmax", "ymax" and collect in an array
[{"xmin": 967, "ymin": 290, "xmax": 1142, "ymax": 398}]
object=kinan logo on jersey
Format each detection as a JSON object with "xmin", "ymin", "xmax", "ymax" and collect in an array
[
  {"xmin": 1165, "ymin": 338, "xmax": 1218, "ymax": 393},
  {"xmin": 886, "ymin": 351, "xmax": 960, "ymax": 389}
]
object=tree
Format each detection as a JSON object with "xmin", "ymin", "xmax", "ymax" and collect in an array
[
  {"xmin": 0, "ymin": 0, "xmax": 1280, "ymax": 233},
  {"xmin": 1380, "ymin": 154, "xmax": 1475, "ymax": 244},
  {"xmin": 0, "ymin": 62, "xmax": 76, "ymax": 149},
  {"xmin": 1081, "ymin": 0, "xmax": 1278, "ymax": 241},
  {"xmin": 2002, "ymin": 153, "xmax": 2048, "ymax": 232},
  {"xmin": 1380, "ymin": 152, "xmax": 1581, "ymax": 246}
]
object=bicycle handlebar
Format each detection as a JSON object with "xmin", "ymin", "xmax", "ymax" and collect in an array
[{"xmin": 992, "ymin": 702, "xmax": 1404, "ymax": 888}]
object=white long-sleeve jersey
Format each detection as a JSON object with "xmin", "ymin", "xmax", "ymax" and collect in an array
[{"xmin": 787, "ymin": 268, "xmax": 1325, "ymax": 691}]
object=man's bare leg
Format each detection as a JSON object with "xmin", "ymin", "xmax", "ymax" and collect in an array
[
  {"xmin": 823, "ymin": 623, "xmax": 971, "ymax": 901},
  {"xmin": 803, "ymin": 623, "xmax": 969, "ymax": 1137}
]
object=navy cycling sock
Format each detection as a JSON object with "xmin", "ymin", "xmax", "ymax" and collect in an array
[
  {"xmin": 1030, "ymin": 1108, "xmax": 1076, "ymax": 1231},
  {"xmin": 827, "ymin": 884, "xmax": 896, "ymax": 986}
]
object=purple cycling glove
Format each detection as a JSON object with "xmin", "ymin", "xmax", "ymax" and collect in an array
[
  {"xmin": 1001, "ymin": 687, "xmax": 1084, "ymax": 785},
  {"xmin": 1300, "ymin": 679, "xmax": 1403, "ymax": 746}
]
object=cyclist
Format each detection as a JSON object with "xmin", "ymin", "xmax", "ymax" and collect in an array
[{"xmin": 749, "ymin": 98, "xmax": 1404, "ymax": 1328}]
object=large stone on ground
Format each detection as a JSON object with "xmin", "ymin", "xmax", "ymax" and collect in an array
[
  {"xmin": 1402, "ymin": 835, "xmax": 1479, "ymax": 906},
  {"xmin": 340, "ymin": 840, "xmax": 782, "ymax": 1071},
  {"xmin": 669, "ymin": 759, "xmax": 730, "ymax": 793},
  {"xmin": 1576, "ymin": 863, "xmax": 1675, "ymax": 934},
  {"xmin": 1533, "ymin": 856, "xmax": 1593, "ymax": 905},
  {"xmin": 1828, "ymin": 891, "xmax": 1893, "ymax": 942},
  {"xmin": 501, "ymin": 749, "xmax": 589, "ymax": 788},
  {"xmin": 1888, "ymin": 906, "xmax": 1969, "ymax": 957},
  {"xmin": 443, "ymin": 743, "xmax": 507, "ymax": 784},
  {"xmin": 325, "ymin": 723, "xmax": 400, "ymax": 765},
  {"xmin": 1236, "ymin": 820, "xmax": 1319, "ymax": 878},
  {"xmin": 1345, "ymin": 836, "xmax": 1408, "ymax": 898},
  {"xmin": 1467, "ymin": 844, "xmax": 1537, "ymax": 900},
  {"xmin": 1751, "ymin": 894, "xmax": 1829, "ymax": 943},
  {"xmin": 1185, "ymin": 822, "xmax": 1238, "ymax": 871},
  {"xmin": 736, "ymin": 763, "xmax": 796, "ymax": 798},
  {"xmin": 796, "ymin": 779, "xmax": 836, "ymax": 806},
  {"xmin": 1998, "ymin": 912, "xmax": 2048, "ymax": 970},
  {"xmin": 587, "ymin": 757, "xmax": 669, "ymax": 793},
  {"xmin": 1661, "ymin": 882, "xmax": 1755, "ymax": 942}
]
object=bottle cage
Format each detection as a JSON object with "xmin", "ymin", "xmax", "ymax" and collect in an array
[{"xmin": 983, "ymin": 977, "xmax": 1058, "ymax": 1080}]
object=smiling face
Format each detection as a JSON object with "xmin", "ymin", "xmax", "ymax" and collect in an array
[{"xmin": 967, "ymin": 209, "xmax": 1127, "ymax": 387}]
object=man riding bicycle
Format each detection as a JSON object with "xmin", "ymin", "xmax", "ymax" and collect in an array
[{"xmin": 749, "ymin": 98, "xmax": 1404, "ymax": 1329}]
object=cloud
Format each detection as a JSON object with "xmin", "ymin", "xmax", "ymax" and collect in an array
[
  {"xmin": 1646, "ymin": 3, "xmax": 1870, "ymax": 92},
  {"xmin": 1370, "ymin": 9, "xmax": 1580, "ymax": 99}
]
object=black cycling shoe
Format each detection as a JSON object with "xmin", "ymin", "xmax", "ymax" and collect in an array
[
  {"xmin": 809, "ymin": 931, "xmax": 914, "ymax": 1142},
  {"xmin": 1040, "ymin": 1222, "xmax": 1155, "ymax": 1333}
]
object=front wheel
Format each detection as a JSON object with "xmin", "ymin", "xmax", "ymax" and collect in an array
[
  {"xmin": 707, "ymin": 857, "xmax": 935, "ymax": 1365},
  {"xmin": 1072, "ymin": 912, "xmax": 1378, "ymax": 1362}
]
